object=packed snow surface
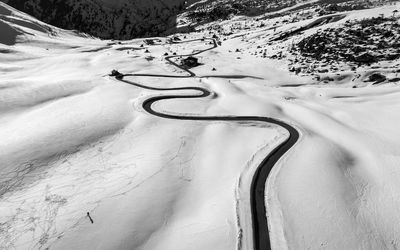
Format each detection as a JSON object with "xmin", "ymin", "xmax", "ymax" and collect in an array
[{"xmin": 1, "ymin": 1, "xmax": 400, "ymax": 249}]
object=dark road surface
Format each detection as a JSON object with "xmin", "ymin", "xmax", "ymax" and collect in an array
[{"xmin": 114, "ymin": 38, "xmax": 299, "ymax": 250}]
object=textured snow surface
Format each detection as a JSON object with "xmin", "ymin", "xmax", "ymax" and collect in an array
[{"xmin": 1, "ymin": 2, "xmax": 400, "ymax": 249}]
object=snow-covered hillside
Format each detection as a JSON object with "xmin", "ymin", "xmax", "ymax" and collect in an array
[
  {"xmin": 2, "ymin": 1, "xmax": 400, "ymax": 250},
  {"xmin": 1, "ymin": 0, "xmax": 186, "ymax": 39}
]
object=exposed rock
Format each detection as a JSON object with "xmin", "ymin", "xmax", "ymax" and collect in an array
[{"xmin": 368, "ymin": 73, "xmax": 386, "ymax": 84}]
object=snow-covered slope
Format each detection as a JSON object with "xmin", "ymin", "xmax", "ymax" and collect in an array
[
  {"xmin": 2, "ymin": 1, "xmax": 400, "ymax": 250},
  {"xmin": 175, "ymin": 0, "xmax": 396, "ymax": 31},
  {"xmin": 1, "ymin": 0, "xmax": 186, "ymax": 39}
]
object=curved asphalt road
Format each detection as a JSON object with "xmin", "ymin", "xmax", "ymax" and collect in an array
[{"xmin": 114, "ymin": 38, "xmax": 299, "ymax": 250}]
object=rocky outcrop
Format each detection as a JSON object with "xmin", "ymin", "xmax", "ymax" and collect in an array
[{"xmin": 293, "ymin": 16, "xmax": 400, "ymax": 66}]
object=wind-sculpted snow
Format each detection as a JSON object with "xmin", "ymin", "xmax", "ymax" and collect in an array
[{"xmin": 2, "ymin": 1, "xmax": 400, "ymax": 249}]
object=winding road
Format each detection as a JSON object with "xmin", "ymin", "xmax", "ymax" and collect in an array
[{"xmin": 113, "ymin": 38, "xmax": 299, "ymax": 250}]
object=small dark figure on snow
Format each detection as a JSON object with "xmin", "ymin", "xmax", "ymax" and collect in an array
[{"xmin": 87, "ymin": 212, "xmax": 94, "ymax": 224}]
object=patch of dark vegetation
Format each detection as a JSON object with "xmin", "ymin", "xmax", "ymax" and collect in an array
[
  {"xmin": 181, "ymin": 56, "xmax": 201, "ymax": 68},
  {"xmin": 187, "ymin": 3, "xmax": 245, "ymax": 22},
  {"xmin": 292, "ymin": 16, "xmax": 400, "ymax": 66},
  {"xmin": 272, "ymin": 14, "xmax": 346, "ymax": 42},
  {"xmin": 317, "ymin": 3, "xmax": 366, "ymax": 16},
  {"xmin": 317, "ymin": 0, "xmax": 399, "ymax": 16},
  {"xmin": 187, "ymin": 0, "xmax": 303, "ymax": 22}
]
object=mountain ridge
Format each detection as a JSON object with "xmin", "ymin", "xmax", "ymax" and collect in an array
[{"xmin": 1, "ymin": 0, "xmax": 186, "ymax": 39}]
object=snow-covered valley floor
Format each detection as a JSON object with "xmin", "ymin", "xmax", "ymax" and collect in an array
[{"xmin": 1, "ymin": 2, "xmax": 400, "ymax": 249}]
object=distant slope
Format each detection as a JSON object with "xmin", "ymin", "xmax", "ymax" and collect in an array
[
  {"xmin": 0, "ymin": 0, "xmax": 186, "ymax": 39},
  {"xmin": 180, "ymin": 0, "xmax": 393, "ymax": 25},
  {"xmin": 184, "ymin": 0, "xmax": 314, "ymax": 21},
  {"xmin": 0, "ymin": 2, "xmax": 58, "ymax": 45}
]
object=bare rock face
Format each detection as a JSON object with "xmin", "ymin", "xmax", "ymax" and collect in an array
[{"xmin": 0, "ymin": 0, "xmax": 186, "ymax": 39}]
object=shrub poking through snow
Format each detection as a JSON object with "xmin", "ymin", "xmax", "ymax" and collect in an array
[
  {"xmin": 110, "ymin": 70, "xmax": 123, "ymax": 79},
  {"xmin": 367, "ymin": 73, "xmax": 387, "ymax": 84},
  {"xmin": 181, "ymin": 56, "xmax": 201, "ymax": 68}
]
